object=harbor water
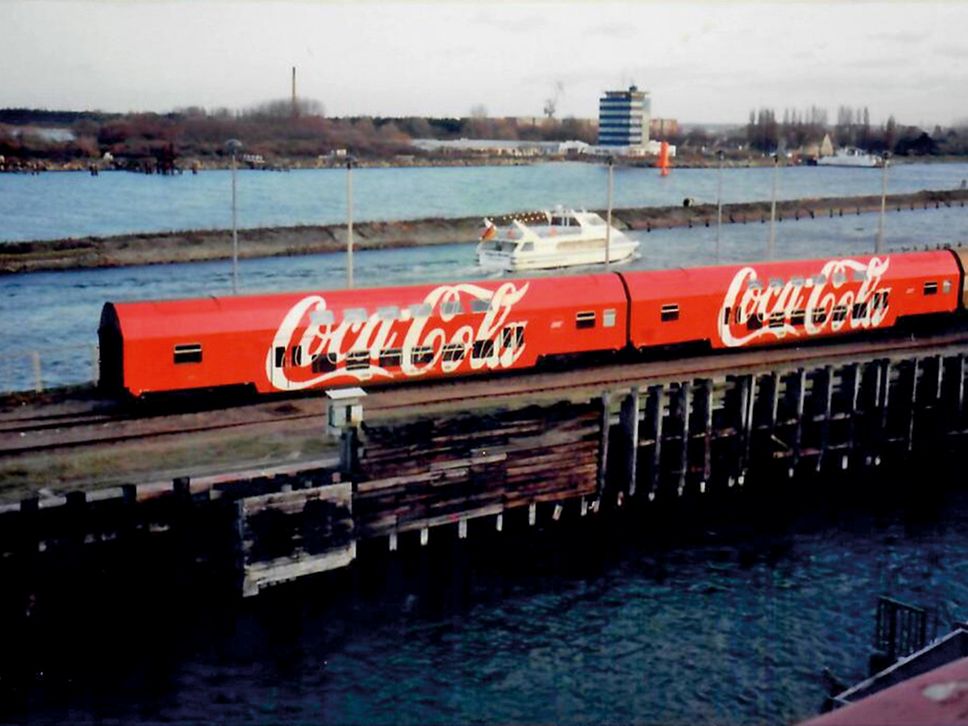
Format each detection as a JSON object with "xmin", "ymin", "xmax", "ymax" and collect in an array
[
  {"xmin": 1, "ymin": 162, "xmax": 967, "ymax": 724},
  {"xmin": 4, "ymin": 485, "xmax": 968, "ymax": 725}
]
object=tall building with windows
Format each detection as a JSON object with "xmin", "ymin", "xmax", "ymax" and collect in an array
[{"xmin": 597, "ymin": 85, "xmax": 651, "ymax": 148}]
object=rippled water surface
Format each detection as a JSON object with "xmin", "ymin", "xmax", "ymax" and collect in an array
[
  {"xmin": 7, "ymin": 488, "xmax": 968, "ymax": 725},
  {"xmin": 2, "ymin": 161, "xmax": 968, "ymax": 242}
]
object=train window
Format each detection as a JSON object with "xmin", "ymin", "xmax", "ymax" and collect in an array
[
  {"xmin": 603, "ymin": 309, "xmax": 617, "ymax": 328},
  {"xmin": 853, "ymin": 269, "xmax": 868, "ymax": 282},
  {"xmin": 791, "ymin": 277, "xmax": 805, "ymax": 288},
  {"xmin": 409, "ymin": 303, "xmax": 432, "ymax": 318},
  {"xmin": 791, "ymin": 310, "xmax": 806, "ymax": 325},
  {"xmin": 312, "ymin": 353, "xmax": 336, "ymax": 373},
  {"xmin": 378, "ymin": 349, "xmax": 402, "ymax": 368},
  {"xmin": 344, "ymin": 308, "xmax": 367, "ymax": 324},
  {"xmin": 769, "ymin": 311, "xmax": 785, "ymax": 328},
  {"xmin": 501, "ymin": 325, "xmax": 525, "ymax": 349},
  {"xmin": 472, "ymin": 339, "xmax": 495, "ymax": 359},
  {"xmin": 441, "ymin": 301, "xmax": 464, "ymax": 316},
  {"xmin": 769, "ymin": 278, "xmax": 783, "ymax": 289},
  {"xmin": 346, "ymin": 351, "xmax": 369, "ymax": 371},
  {"xmin": 411, "ymin": 346, "xmax": 434, "ymax": 365},
  {"xmin": 576, "ymin": 311, "xmax": 596, "ymax": 329},
  {"xmin": 311, "ymin": 309, "xmax": 335, "ymax": 326},
  {"xmin": 812, "ymin": 309, "xmax": 828, "ymax": 324},
  {"xmin": 833, "ymin": 272, "xmax": 847, "ymax": 285},
  {"xmin": 291, "ymin": 345, "xmax": 303, "ymax": 366},
  {"xmin": 748, "ymin": 279, "xmax": 762, "ymax": 290},
  {"xmin": 660, "ymin": 304, "xmax": 680, "ymax": 322},
  {"xmin": 378, "ymin": 306, "xmax": 400, "ymax": 321},
  {"xmin": 747, "ymin": 313, "xmax": 763, "ymax": 331},
  {"xmin": 944, "ymin": 280, "xmax": 952, "ymax": 294},
  {"xmin": 274, "ymin": 346, "xmax": 286, "ymax": 368},
  {"xmin": 923, "ymin": 281, "xmax": 938, "ymax": 296},
  {"xmin": 723, "ymin": 307, "xmax": 731, "ymax": 325},
  {"xmin": 471, "ymin": 299, "xmax": 492, "ymax": 313},
  {"xmin": 173, "ymin": 343, "xmax": 202, "ymax": 365},
  {"xmin": 442, "ymin": 343, "xmax": 466, "ymax": 362},
  {"xmin": 852, "ymin": 302, "xmax": 868, "ymax": 318},
  {"xmin": 814, "ymin": 274, "xmax": 827, "ymax": 285},
  {"xmin": 832, "ymin": 305, "xmax": 848, "ymax": 322}
]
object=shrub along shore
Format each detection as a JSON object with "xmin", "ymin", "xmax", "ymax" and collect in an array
[{"xmin": 1, "ymin": 189, "xmax": 966, "ymax": 275}]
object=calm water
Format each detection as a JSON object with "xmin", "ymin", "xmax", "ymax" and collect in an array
[
  {"xmin": 2, "ymin": 161, "xmax": 968, "ymax": 242},
  {"xmin": 5, "ymin": 487, "xmax": 968, "ymax": 725}
]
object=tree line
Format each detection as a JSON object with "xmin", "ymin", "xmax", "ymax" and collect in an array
[{"xmin": 1, "ymin": 100, "xmax": 966, "ymax": 170}]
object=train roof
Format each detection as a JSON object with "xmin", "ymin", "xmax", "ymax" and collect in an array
[{"xmin": 102, "ymin": 272, "xmax": 628, "ymax": 339}]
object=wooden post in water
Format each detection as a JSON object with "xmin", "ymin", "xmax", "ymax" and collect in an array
[
  {"xmin": 904, "ymin": 359, "xmax": 920, "ymax": 454},
  {"xmin": 677, "ymin": 382, "xmax": 691, "ymax": 496},
  {"xmin": 619, "ymin": 387, "xmax": 640, "ymax": 497},
  {"xmin": 790, "ymin": 369, "xmax": 806, "ymax": 477},
  {"xmin": 648, "ymin": 385, "xmax": 665, "ymax": 499},
  {"xmin": 700, "ymin": 379, "xmax": 714, "ymax": 490},
  {"xmin": 817, "ymin": 366, "xmax": 833, "ymax": 472},
  {"xmin": 597, "ymin": 391, "xmax": 611, "ymax": 498},
  {"xmin": 844, "ymin": 363, "xmax": 861, "ymax": 470}
]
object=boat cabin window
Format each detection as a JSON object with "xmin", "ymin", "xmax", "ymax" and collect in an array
[
  {"xmin": 472, "ymin": 339, "xmax": 494, "ymax": 359},
  {"xmin": 603, "ymin": 309, "xmax": 617, "ymax": 328},
  {"xmin": 409, "ymin": 303, "xmax": 432, "ymax": 318},
  {"xmin": 344, "ymin": 308, "xmax": 368, "ymax": 324},
  {"xmin": 411, "ymin": 346, "xmax": 434, "ymax": 365},
  {"xmin": 575, "ymin": 311, "xmax": 596, "ymax": 329},
  {"xmin": 471, "ymin": 299, "xmax": 492, "ymax": 313},
  {"xmin": 379, "ymin": 349, "xmax": 402, "ymax": 368},
  {"xmin": 442, "ymin": 343, "xmax": 466, "ymax": 362},
  {"xmin": 173, "ymin": 343, "xmax": 202, "ymax": 365},
  {"xmin": 660, "ymin": 304, "xmax": 680, "ymax": 322},
  {"xmin": 923, "ymin": 281, "xmax": 938, "ymax": 296}
]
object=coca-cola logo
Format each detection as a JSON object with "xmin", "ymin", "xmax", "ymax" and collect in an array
[
  {"xmin": 266, "ymin": 281, "xmax": 530, "ymax": 390},
  {"xmin": 717, "ymin": 256, "xmax": 892, "ymax": 347}
]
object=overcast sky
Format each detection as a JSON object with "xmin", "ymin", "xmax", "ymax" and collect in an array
[{"xmin": 3, "ymin": 1, "xmax": 967, "ymax": 127}]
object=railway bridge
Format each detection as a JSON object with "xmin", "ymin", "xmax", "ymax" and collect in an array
[{"xmin": 1, "ymin": 326, "xmax": 967, "ymax": 598}]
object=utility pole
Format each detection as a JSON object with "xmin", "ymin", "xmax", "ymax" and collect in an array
[
  {"xmin": 605, "ymin": 156, "xmax": 614, "ymax": 271},
  {"xmin": 768, "ymin": 154, "xmax": 779, "ymax": 260},
  {"xmin": 877, "ymin": 152, "xmax": 891, "ymax": 254},
  {"xmin": 716, "ymin": 150, "xmax": 724, "ymax": 263},
  {"xmin": 346, "ymin": 157, "xmax": 355, "ymax": 288}
]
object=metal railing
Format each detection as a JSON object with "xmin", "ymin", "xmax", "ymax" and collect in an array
[{"xmin": 0, "ymin": 344, "xmax": 99, "ymax": 394}]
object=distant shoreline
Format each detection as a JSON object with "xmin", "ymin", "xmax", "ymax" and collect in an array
[{"xmin": 1, "ymin": 189, "xmax": 966, "ymax": 275}]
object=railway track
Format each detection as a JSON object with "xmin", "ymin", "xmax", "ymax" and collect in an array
[{"xmin": 3, "ymin": 323, "xmax": 968, "ymax": 460}]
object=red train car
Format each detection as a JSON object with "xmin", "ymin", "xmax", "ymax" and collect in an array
[
  {"xmin": 622, "ymin": 250, "xmax": 962, "ymax": 351},
  {"xmin": 99, "ymin": 249, "xmax": 968, "ymax": 398},
  {"xmin": 99, "ymin": 274, "xmax": 629, "ymax": 396}
]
